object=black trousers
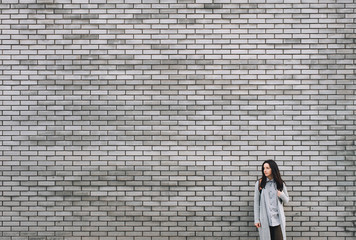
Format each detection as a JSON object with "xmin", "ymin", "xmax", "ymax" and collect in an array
[{"xmin": 269, "ymin": 225, "xmax": 283, "ymax": 240}]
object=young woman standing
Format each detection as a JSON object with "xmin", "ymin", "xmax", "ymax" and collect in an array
[{"xmin": 254, "ymin": 160, "xmax": 289, "ymax": 240}]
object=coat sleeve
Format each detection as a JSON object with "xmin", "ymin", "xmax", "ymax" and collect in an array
[
  {"xmin": 278, "ymin": 183, "xmax": 289, "ymax": 204},
  {"xmin": 254, "ymin": 180, "xmax": 261, "ymax": 224}
]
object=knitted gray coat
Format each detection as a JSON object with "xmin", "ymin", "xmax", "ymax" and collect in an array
[{"xmin": 254, "ymin": 180, "xmax": 289, "ymax": 240}]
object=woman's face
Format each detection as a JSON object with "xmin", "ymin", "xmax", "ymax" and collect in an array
[{"xmin": 263, "ymin": 163, "xmax": 273, "ymax": 179}]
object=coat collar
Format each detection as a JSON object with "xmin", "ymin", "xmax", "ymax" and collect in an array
[{"xmin": 266, "ymin": 178, "xmax": 274, "ymax": 183}]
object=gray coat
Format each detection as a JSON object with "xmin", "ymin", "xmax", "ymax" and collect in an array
[{"xmin": 254, "ymin": 180, "xmax": 289, "ymax": 240}]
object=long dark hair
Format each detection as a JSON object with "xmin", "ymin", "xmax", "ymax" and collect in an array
[{"xmin": 259, "ymin": 160, "xmax": 285, "ymax": 192}]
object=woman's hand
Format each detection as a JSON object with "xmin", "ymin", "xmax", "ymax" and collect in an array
[
  {"xmin": 255, "ymin": 222, "xmax": 261, "ymax": 228},
  {"xmin": 277, "ymin": 190, "xmax": 282, "ymax": 197}
]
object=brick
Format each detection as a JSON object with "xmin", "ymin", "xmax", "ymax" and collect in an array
[{"xmin": 0, "ymin": 1, "xmax": 355, "ymax": 239}]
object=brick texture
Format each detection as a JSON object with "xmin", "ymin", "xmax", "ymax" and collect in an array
[{"xmin": 0, "ymin": 0, "xmax": 355, "ymax": 239}]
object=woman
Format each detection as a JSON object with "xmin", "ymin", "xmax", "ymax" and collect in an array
[{"xmin": 254, "ymin": 160, "xmax": 289, "ymax": 240}]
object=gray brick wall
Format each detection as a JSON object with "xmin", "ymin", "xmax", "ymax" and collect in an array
[{"xmin": 0, "ymin": 0, "xmax": 355, "ymax": 239}]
